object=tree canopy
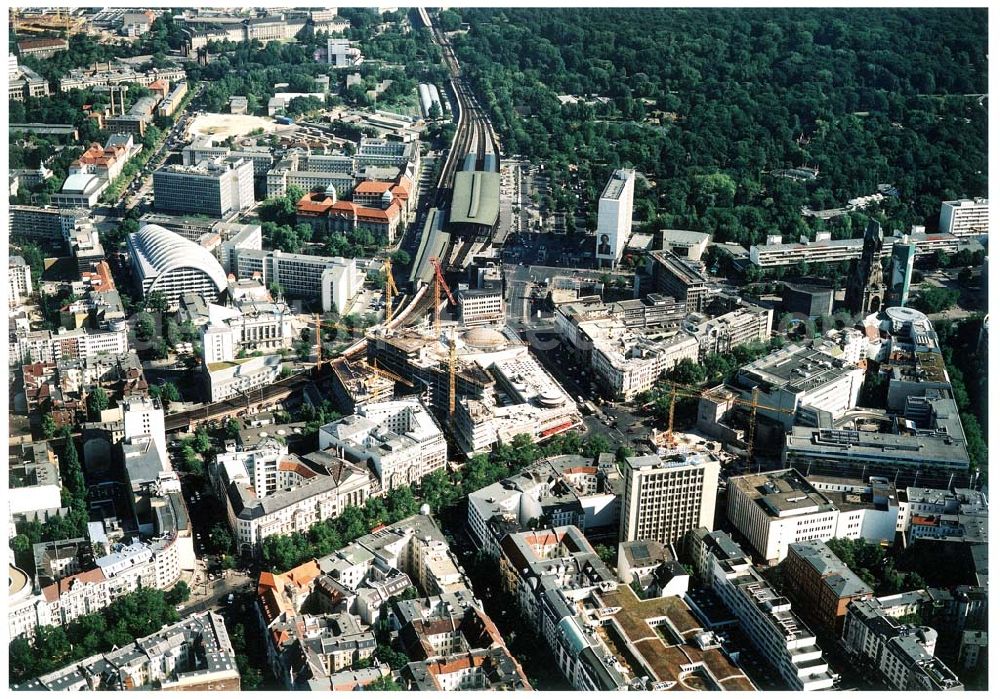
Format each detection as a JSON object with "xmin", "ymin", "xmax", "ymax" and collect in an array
[{"xmin": 450, "ymin": 8, "xmax": 986, "ymax": 244}]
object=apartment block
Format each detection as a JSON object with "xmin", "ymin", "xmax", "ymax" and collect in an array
[
  {"xmin": 15, "ymin": 611, "xmax": 240, "ymax": 691},
  {"xmin": 153, "ymin": 157, "xmax": 255, "ymax": 217},
  {"xmin": 688, "ymin": 528, "xmax": 836, "ymax": 690},
  {"xmin": 783, "ymin": 540, "xmax": 874, "ymax": 635},
  {"xmin": 843, "ymin": 598, "xmax": 962, "ymax": 690}
]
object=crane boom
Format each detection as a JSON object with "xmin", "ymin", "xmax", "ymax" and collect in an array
[
  {"xmin": 449, "ymin": 328, "xmax": 457, "ymax": 417},
  {"xmin": 384, "ymin": 258, "xmax": 399, "ymax": 323},
  {"xmin": 646, "ymin": 379, "xmax": 796, "ymax": 466},
  {"xmin": 363, "ymin": 359, "xmax": 414, "ymax": 388},
  {"xmin": 429, "ymin": 256, "xmax": 456, "ymax": 336}
]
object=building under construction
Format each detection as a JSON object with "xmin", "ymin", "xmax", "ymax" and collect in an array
[
  {"xmin": 366, "ymin": 327, "xmax": 495, "ymax": 418},
  {"xmin": 326, "ymin": 356, "xmax": 395, "ymax": 415},
  {"xmin": 367, "ymin": 325, "xmax": 581, "ymax": 455}
]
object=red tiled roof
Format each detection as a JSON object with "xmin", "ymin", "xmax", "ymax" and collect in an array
[
  {"xmin": 354, "ymin": 180, "xmax": 392, "ymax": 195},
  {"xmin": 18, "ymin": 38, "xmax": 68, "ymax": 50},
  {"xmin": 278, "ymin": 456, "xmax": 320, "ymax": 479},
  {"xmin": 42, "ymin": 568, "xmax": 108, "ymax": 602}
]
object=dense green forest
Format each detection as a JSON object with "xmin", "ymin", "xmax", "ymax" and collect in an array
[{"xmin": 450, "ymin": 8, "xmax": 987, "ymax": 247}]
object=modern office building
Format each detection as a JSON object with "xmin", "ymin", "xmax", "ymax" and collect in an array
[
  {"xmin": 688, "ymin": 528, "xmax": 837, "ymax": 690},
  {"xmin": 327, "ymin": 37, "xmax": 363, "ymax": 67},
  {"xmin": 782, "ymin": 540, "xmax": 873, "ymax": 635},
  {"xmin": 319, "ymin": 399, "xmax": 447, "ymax": 491},
  {"xmin": 619, "ymin": 452, "xmax": 719, "ymax": 547},
  {"xmin": 184, "ymin": 137, "xmax": 274, "ymax": 176},
  {"xmin": 127, "ymin": 224, "xmax": 228, "ymax": 307},
  {"xmin": 457, "ymin": 287, "xmax": 505, "ymax": 326},
  {"xmin": 734, "ymin": 344, "xmax": 865, "ymax": 428},
  {"xmin": 121, "ymin": 395, "xmax": 167, "ymax": 467},
  {"xmin": 887, "ymin": 236, "xmax": 917, "ymax": 307},
  {"xmin": 233, "ymin": 248, "xmax": 361, "ymax": 312},
  {"xmin": 785, "ymin": 425, "xmax": 972, "ymax": 477},
  {"xmin": 726, "ymin": 469, "xmax": 900, "ymax": 564},
  {"xmin": 649, "ymin": 250, "xmax": 709, "ymax": 312},
  {"xmin": 939, "ymin": 198, "xmax": 988, "ymax": 237},
  {"xmin": 153, "ymin": 157, "xmax": 254, "ymax": 217},
  {"xmin": 595, "ymin": 169, "xmax": 635, "ymax": 267}
]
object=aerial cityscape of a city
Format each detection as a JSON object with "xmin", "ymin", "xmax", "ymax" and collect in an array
[{"xmin": 5, "ymin": 5, "xmax": 989, "ymax": 693}]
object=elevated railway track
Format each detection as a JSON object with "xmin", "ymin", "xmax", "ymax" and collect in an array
[{"xmin": 168, "ymin": 9, "xmax": 501, "ymax": 431}]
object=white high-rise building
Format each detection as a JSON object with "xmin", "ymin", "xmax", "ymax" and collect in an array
[
  {"xmin": 595, "ymin": 169, "xmax": 635, "ymax": 267},
  {"xmin": 619, "ymin": 452, "xmax": 719, "ymax": 546},
  {"xmin": 121, "ymin": 395, "xmax": 167, "ymax": 468},
  {"xmin": 939, "ymin": 198, "xmax": 988, "ymax": 237},
  {"xmin": 202, "ymin": 324, "xmax": 237, "ymax": 364},
  {"xmin": 327, "ymin": 38, "xmax": 362, "ymax": 67},
  {"xmin": 9, "ymin": 256, "xmax": 33, "ymax": 306}
]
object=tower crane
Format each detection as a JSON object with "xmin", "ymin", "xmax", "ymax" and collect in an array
[
  {"xmin": 646, "ymin": 380, "xmax": 796, "ymax": 470},
  {"xmin": 448, "ymin": 328, "xmax": 458, "ymax": 418},
  {"xmin": 429, "ymin": 256, "xmax": 457, "ymax": 337},
  {"xmin": 383, "ymin": 257, "xmax": 399, "ymax": 324},
  {"xmin": 361, "ymin": 359, "xmax": 414, "ymax": 388},
  {"xmin": 312, "ymin": 314, "xmax": 370, "ymax": 370}
]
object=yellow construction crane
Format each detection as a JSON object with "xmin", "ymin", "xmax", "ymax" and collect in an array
[
  {"xmin": 448, "ymin": 328, "xmax": 458, "ymax": 418},
  {"xmin": 648, "ymin": 380, "xmax": 795, "ymax": 468},
  {"xmin": 313, "ymin": 314, "xmax": 368, "ymax": 370},
  {"xmin": 383, "ymin": 258, "xmax": 399, "ymax": 324},
  {"xmin": 314, "ymin": 313, "xmax": 323, "ymax": 370},
  {"xmin": 362, "ymin": 358, "xmax": 414, "ymax": 388},
  {"xmin": 429, "ymin": 256, "xmax": 456, "ymax": 337}
]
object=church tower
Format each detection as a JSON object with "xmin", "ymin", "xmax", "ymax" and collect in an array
[{"xmin": 846, "ymin": 219, "xmax": 887, "ymax": 315}]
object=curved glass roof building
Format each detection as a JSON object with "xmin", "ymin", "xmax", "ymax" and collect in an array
[{"xmin": 127, "ymin": 224, "xmax": 228, "ymax": 307}]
